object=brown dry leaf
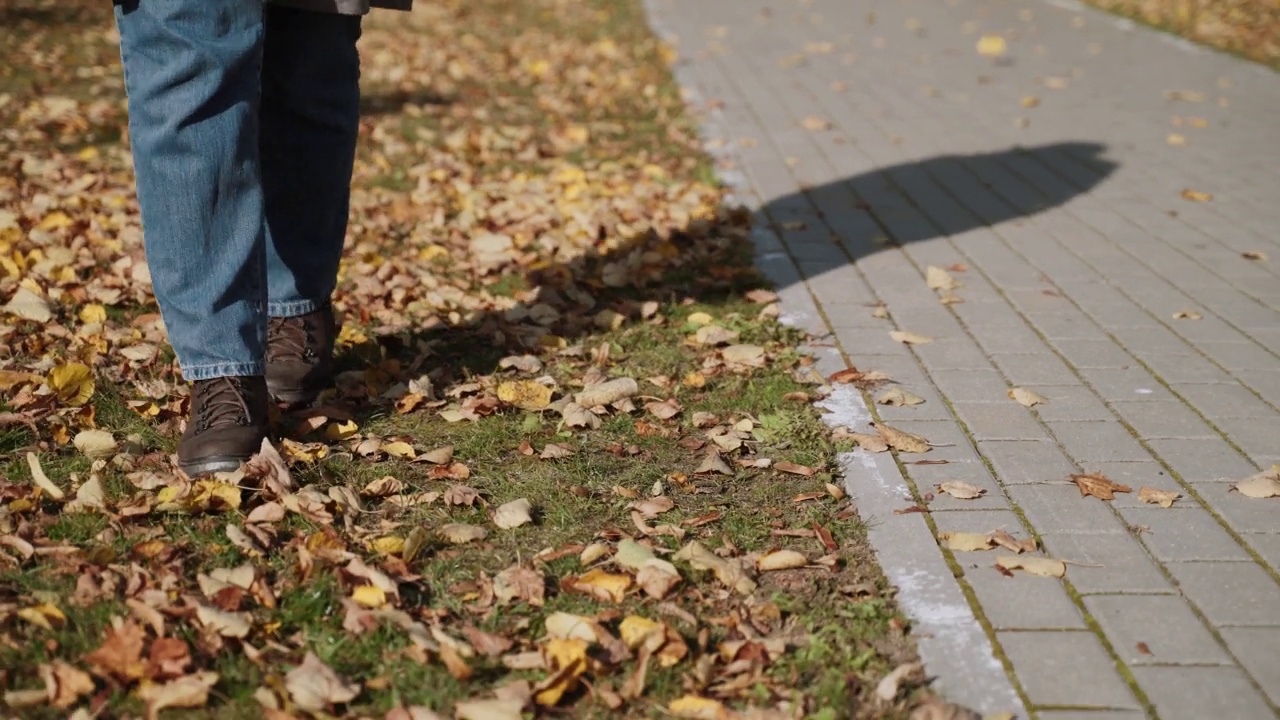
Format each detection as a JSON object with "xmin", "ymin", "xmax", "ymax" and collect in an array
[
  {"xmin": 635, "ymin": 559, "xmax": 682, "ymax": 599},
  {"xmin": 443, "ymin": 485, "xmax": 481, "ymax": 507},
  {"xmin": 695, "ymin": 451, "xmax": 734, "ymax": 475},
  {"xmin": 494, "ymin": 565, "xmax": 545, "ymax": 607},
  {"xmin": 631, "ymin": 496, "xmax": 674, "ymax": 519},
  {"xmin": 575, "ymin": 378, "xmax": 638, "ymax": 408},
  {"xmin": 492, "ymin": 498, "xmax": 533, "ymax": 529},
  {"xmin": 842, "ymin": 431, "xmax": 889, "ymax": 453},
  {"xmin": 1232, "ymin": 467, "xmax": 1280, "ymax": 498},
  {"xmin": 1137, "ymin": 487, "xmax": 1182, "ymax": 508},
  {"xmin": 995, "ymin": 555, "xmax": 1066, "ymax": 578},
  {"xmin": 757, "ymin": 549, "xmax": 808, "ymax": 571},
  {"xmin": 1181, "ymin": 188, "xmax": 1213, "ymax": 202},
  {"xmin": 361, "ymin": 476, "xmax": 404, "ymax": 497},
  {"xmin": 938, "ymin": 532, "xmax": 995, "ymax": 552},
  {"xmin": 722, "ymin": 344, "xmax": 766, "ymax": 367},
  {"xmin": 1071, "ymin": 473, "xmax": 1132, "ymax": 501},
  {"xmin": 775, "ymin": 461, "xmax": 816, "ymax": 477},
  {"xmin": 645, "ymin": 398, "xmax": 683, "ymax": 420},
  {"xmin": 673, "ymin": 540, "xmax": 757, "ymax": 595},
  {"xmin": 1007, "ymin": 387, "xmax": 1046, "ymax": 407},
  {"xmin": 83, "ymin": 619, "xmax": 146, "ymax": 682},
  {"xmin": 195, "ymin": 605, "xmax": 251, "ymax": 638},
  {"xmin": 1242, "ymin": 250, "xmax": 1269, "ymax": 262},
  {"xmin": 40, "ymin": 660, "xmax": 95, "ymax": 710},
  {"xmin": 876, "ymin": 387, "xmax": 925, "ymax": 406},
  {"xmin": 138, "ymin": 671, "xmax": 218, "ymax": 720},
  {"xmin": 455, "ymin": 698, "xmax": 524, "ymax": 720},
  {"xmin": 890, "ymin": 330, "xmax": 933, "ymax": 344},
  {"xmin": 936, "ymin": 482, "xmax": 985, "ymax": 500},
  {"xmin": 1172, "ymin": 310, "xmax": 1202, "ymax": 320},
  {"xmin": 286, "ymin": 652, "xmax": 361, "ymax": 713},
  {"xmin": 875, "ymin": 423, "xmax": 930, "ymax": 453}
]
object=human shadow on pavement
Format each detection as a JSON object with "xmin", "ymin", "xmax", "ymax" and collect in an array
[{"xmin": 341, "ymin": 141, "xmax": 1116, "ymax": 411}]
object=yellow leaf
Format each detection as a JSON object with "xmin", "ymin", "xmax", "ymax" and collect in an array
[
  {"xmin": 619, "ymin": 616, "xmax": 665, "ymax": 649},
  {"xmin": 369, "ymin": 536, "xmax": 405, "ymax": 556},
  {"xmin": 756, "ymin": 549, "xmax": 808, "ymax": 571},
  {"xmin": 78, "ymin": 304, "xmax": 107, "ymax": 324},
  {"xmin": 686, "ymin": 312, "xmax": 714, "ymax": 326},
  {"xmin": 976, "ymin": 34, "xmax": 1007, "ymax": 57},
  {"xmin": 36, "ymin": 211, "xmax": 73, "ymax": 231},
  {"xmin": 352, "ymin": 585, "xmax": 388, "ymax": 609},
  {"xmin": 534, "ymin": 638, "xmax": 588, "ymax": 707},
  {"xmin": 1181, "ymin": 188, "xmax": 1213, "ymax": 202},
  {"xmin": 17, "ymin": 603, "xmax": 67, "ymax": 630},
  {"xmin": 496, "ymin": 380, "xmax": 553, "ymax": 411},
  {"xmin": 568, "ymin": 569, "xmax": 632, "ymax": 603},
  {"xmin": 669, "ymin": 695, "xmax": 729, "ymax": 719},
  {"xmin": 381, "ymin": 440, "xmax": 416, "ymax": 459},
  {"xmin": 48, "ymin": 363, "xmax": 95, "ymax": 406},
  {"xmin": 324, "ymin": 420, "xmax": 359, "ymax": 442},
  {"xmin": 1008, "ymin": 387, "xmax": 1047, "ymax": 407}
]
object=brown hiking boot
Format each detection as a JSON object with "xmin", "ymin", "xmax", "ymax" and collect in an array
[
  {"xmin": 179, "ymin": 376, "xmax": 269, "ymax": 476},
  {"xmin": 265, "ymin": 305, "xmax": 337, "ymax": 406}
]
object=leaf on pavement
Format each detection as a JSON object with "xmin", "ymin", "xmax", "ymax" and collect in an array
[
  {"xmin": 1137, "ymin": 487, "xmax": 1182, "ymax": 508},
  {"xmin": 936, "ymin": 482, "xmax": 985, "ymax": 499},
  {"xmin": 890, "ymin": 330, "xmax": 933, "ymax": 345},
  {"xmin": 1007, "ymin": 387, "xmax": 1046, "ymax": 407},
  {"xmin": 938, "ymin": 532, "xmax": 995, "ymax": 552},
  {"xmin": 876, "ymin": 387, "xmax": 925, "ymax": 406},
  {"xmin": 1071, "ymin": 473, "xmax": 1132, "ymax": 500},
  {"xmin": 925, "ymin": 265, "xmax": 959, "ymax": 291},
  {"xmin": 1232, "ymin": 467, "xmax": 1280, "ymax": 498},
  {"xmin": 874, "ymin": 423, "xmax": 930, "ymax": 453},
  {"xmin": 995, "ymin": 555, "xmax": 1065, "ymax": 578},
  {"xmin": 875, "ymin": 661, "xmax": 925, "ymax": 702}
]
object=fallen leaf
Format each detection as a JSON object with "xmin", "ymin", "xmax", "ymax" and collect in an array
[
  {"xmin": 195, "ymin": 605, "xmax": 251, "ymax": 638},
  {"xmin": 40, "ymin": 660, "xmax": 95, "ymax": 710},
  {"xmin": 492, "ymin": 498, "xmax": 534, "ymax": 529},
  {"xmin": 876, "ymin": 387, "xmax": 925, "ymax": 406},
  {"xmin": 694, "ymin": 451, "xmax": 733, "ymax": 475},
  {"xmin": 494, "ymin": 565, "xmax": 545, "ymax": 607},
  {"xmin": 1021, "ymin": 95, "xmax": 1040, "ymax": 108},
  {"xmin": 534, "ymin": 638, "xmax": 589, "ymax": 707},
  {"xmin": 669, "ymin": 695, "xmax": 730, "ymax": 719},
  {"xmin": 26, "ymin": 452, "xmax": 65, "ymax": 500},
  {"xmin": 876, "ymin": 662, "xmax": 925, "ymax": 702},
  {"xmin": 4, "ymin": 287, "xmax": 53, "ymax": 323},
  {"xmin": 1007, "ymin": 387, "xmax": 1046, "ymax": 407},
  {"xmin": 1181, "ymin": 188, "xmax": 1212, "ymax": 202},
  {"xmin": 496, "ymin": 380, "xmax": 553, "ymax": 411},
  {"xmin": 566, "ymin": 569, "xmax": 632, "ymax": 603},
  {"xmin": 575, "ymin": 378, "xmax": 638, "ymax": 407},
  {"xmin": 455, "ymin": 698, "xmax": 523, "ymax": 720},
  {"xmin": 890, "ymin": 330, "xmax": 933, "ymax": 344},
  {"xmin": 1071, "ymin": 473, "xmax": 1132, "ymax": 500},
  {"xmin": 875, "ymin": 423, "xmax": 930, "ymax": 453},
  {"xmin": 440, "ymin": 523, "xmax": 488, "ymax": 544},
  {"xmin": 939, "ymin": 532, "xmax": 995, "ymax": 552},
  {"xmin": 673, "ymin": 541, "xmax": 757, "ymax": 595},
  {"xmin": 138, "ymin": 671, "xmax": 218, "ymax": 719},
  {"xmin": 635, "ymin": 559, "xmax": 682, "ymax": 599},
  {"xmin": 925, "ymin": 265, "xmax": 959, "ymax": 291},
  {"xmin": 83, "ymin": 620, "xmax": 146, "ymax": 681},
  {"xmin": 800, "ymin": 115, "xmax": 831, "ymax": 131},
  {"xmin": 757, "ymin": 550, "xmax": 807, "ymax": 571},
  {"xmin": 936, "ymin": 482, "xmax": 985, "ymax": 500},
  {"xmin": 722, "ymin": 344, "xmax": 766, "ymax": 367},
  {"xmin": 1167, "ymin": 132, "xmax": 1187, "ymax": 146},
  {"xmin": 1136, "ymin": 641, "xmax": 1153, "ymax": 656},
  {"xmin": 1137, "ymin": 487, "xmax": 1181, "ymax": 508},
  {"xmin": 48, "ymin": 363, "xmax": 95, "ymax": 406},
  {"xmin": 73, "ymin": 430, "xmax": 117, "ymax": 458},
  {"xmin": 66, "ymin": 475, "xmax": 107, "ymax": 513},
  {"xmin": 909, "ymin": 698, "xmax": 982, "ymax": 720},
  {"xmin": 976, "ymin": 34, "xmax": 1007, "ymax": 57},
  {"xmin": 1232, "ymin": 467, "xmax": 1280, "ymax": 498},
  {"xmin": 990, "ymin": 530, "xmax": 1037, "ymax": 554},
  {"xmin": 1172, "ymin": 310, "xmax": 1202, "ymax": 320},
  {"xmin": 995, "ymin": 555, "xmax": 1065, "ymax": 578},
  {"xmin": 1242, "ymin": 250, "xmax": 1269, "ymax": 262},
  {"xmin": 286, "ymin": 652, "xmax": 361, "ymax": 712},
  {"xmin": 774, "ymin": 461, "xmax": 815, "ymax": 477}
]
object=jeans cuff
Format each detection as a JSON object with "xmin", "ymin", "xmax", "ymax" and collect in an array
[
  {"xmin": 181, "ymin": 362, "xmax": 266, "ymax": 382},
  {"xmin": 268, "ymin": 299, "xmax": 323, "ymax": 318}
]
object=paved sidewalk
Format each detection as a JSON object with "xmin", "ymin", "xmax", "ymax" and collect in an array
[{"xmin": 645, "ymin": 0, "xmax": 1280, "ymax": 717}]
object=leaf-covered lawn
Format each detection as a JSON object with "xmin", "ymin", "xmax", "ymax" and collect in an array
[{"xmin": 0, "ymin": 0, "xmax": 923, "ymax": 718}]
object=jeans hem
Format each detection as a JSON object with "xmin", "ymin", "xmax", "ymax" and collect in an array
[
  {"xmin": 181, "ymin": 362, "xmax": 266, "ymax": 382},
  {"xmin": 268, "ymin": 299, "xmax": 325, "ymax": 317}
]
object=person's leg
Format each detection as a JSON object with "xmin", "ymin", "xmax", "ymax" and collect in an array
[
  {"xmin": 114, "ymin": 0, "xmax": 270, "ymax": 473},
  {"xmin": 259, "ymin": 5, "xmax": 362, "ymax": 404}
]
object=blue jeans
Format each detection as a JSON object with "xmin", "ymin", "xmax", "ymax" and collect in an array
[{"xmin": 114, "ymin": 1, "xmax": 361, "ymax": 380}]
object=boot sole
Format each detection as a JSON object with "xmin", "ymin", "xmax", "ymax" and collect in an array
[
  {"xmin": 180, "ymin": 455, "xmax": 250, "ymax": 477},
  {"xmin": 266, "ymin": 382, "xmax": 320, "ymax": 407}
]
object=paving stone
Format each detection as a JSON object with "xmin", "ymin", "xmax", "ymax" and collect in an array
[
  {"xmin": 1175, "ymin": 382, "xmax": 1276, "ymax": 420},
  {"xmin": 989, "ymin": 352, "xmax": 1080, "ymax": 386},
  {"xmin": 926, "ymin": 368, "xmax": 1013, "ymax": 405},
  {"xmin": 1144, "ymin": 438, "xmax": 1260, "ymax": 483},
  {"xmin": 951, "ymin": 402, "xmax": 1049, "ymax": 442},
  {"xmin": 1192, "ymin": 485, "xmax": 1280, "ymax": 535},
  {"xmin": 1050, "ymin": 338, "xmax": 1139, "ymax": 369},
  {"xmin": 1040, "ymin": 531, "xmax": 1174, "ymax": 594},
  {"xmin": 1030, "ymin": 385, "xmax": 1116, "ymax": 422},
  {"xmin": 978, "ymin": 440, "xmax": 1079, "ymax": 484},
  {"xmin": 1209, "ymin": 416, "xmax": 1280, "ymax": 464},
  {"xmin": 1082, "ymin": 461, "xmax": 1184, "ymax": 509},
  {"xmin": 1218, "ymin": 627, "xmax": 1280, "ymax": 706},
  {"xmin": 1004, "ymin": 484, "xmax": 1126, "ymax": 535},
  {"xmin": 1046, "ymin": 421, "xmax": 1153, "ymax": 463},
  {"xmin": 998, "ymin": 631, "xmax": 1140, "ymax": 708},
  {"xmin": 1130, "ymin": 666, "xmax": 1274, "ymax": 720},
  {"xmin": 1078, "ymin": 367, "xmax": 1177, "ymax": 403},
  {"xmin": 958, "ymin": 562, "xmax": 1086, "ymax": 630},
  {"xmin": 1241, "ymin": 534, "xmax": 1280, "ymax": 574},
  {"xmin": 912, "ymin": 338, "xmax": 997, "ymax": 371},
  {"xmin": 1108, "ymin": 401, "xmax": 1218, "ymax": 440},
  {"xmin": 1119, "ymin": 507, "xmax": 1253, "ymax": 562},
  {"xmin": 1165, "ymin": 561, "xmax": 1280, "ymax": 627},
  {"xmin": 1083, "ymin": 595, "xmax": 1233, "ymax": 666}
]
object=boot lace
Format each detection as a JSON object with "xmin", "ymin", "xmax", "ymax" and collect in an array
[
  {"xmin": 267, "ymin": 315, "xmax": 318, "ymax": 363},
  {"xmin": 194, "ymin": 377, "xmax": 252, "ymax": 433}
]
